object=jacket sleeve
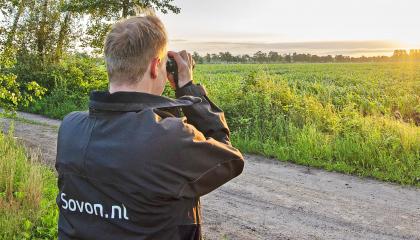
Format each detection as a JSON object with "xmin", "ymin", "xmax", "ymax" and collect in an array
[
  {"xmin": 163, "ymin": 83, "xmax": 244, "ymax": 198},
  {"xmin": 175, "ymin": 83, "xmax": 231, "ymax": 145}
]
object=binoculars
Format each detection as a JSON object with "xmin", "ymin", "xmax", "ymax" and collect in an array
[{"xmin": 166, "ymin": 56, "xmax": 179, "ymax": 87}]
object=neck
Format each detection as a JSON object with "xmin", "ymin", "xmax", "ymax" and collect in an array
[
  {"xmin": 109, "ymin": 84, "xmax": 149, "ymax": 94},
  {"xmin": 109, "ymin": 78, "xmax": 153, "ymax": 94}
]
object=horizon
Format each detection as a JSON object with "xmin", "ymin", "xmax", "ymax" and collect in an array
[
  {"xmin": 157, "ymin": 0, "xmax": 420, "ymax": 57},
  {"xmin": 164, "ymin": 40, "xmax": 406, "ymax": 57}
]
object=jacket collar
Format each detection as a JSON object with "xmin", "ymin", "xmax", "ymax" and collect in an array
[{"xmin": 89, "ymin": 90, "xmax": 201, "ymax": 112}]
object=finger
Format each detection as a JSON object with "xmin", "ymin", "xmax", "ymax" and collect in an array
[
  {"xmin": 166, "ymin": 72, "xmax": 176, "ymax": 89},
  {"xmin": 167, "ymin": 51, "xmax": 184, "ymax": 66},
  {"xmin": 179, "ymin": 50, "xmax": 189, "ymax": 62},
  {"xmin": 192, "ymin": 58, "xmax": 196, "ymax": 69},
  {"xmin": 187, "ymin": 53, "xmax": 193, "ymax": 65}
]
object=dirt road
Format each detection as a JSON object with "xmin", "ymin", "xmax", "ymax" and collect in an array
[{"xmin": 1, "ymin": 112, "xmax": 419, "ymax": 240}]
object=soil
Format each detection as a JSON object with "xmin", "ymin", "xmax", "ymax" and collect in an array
[{"xmin": 1, "ymin": 112, "xmax": 419, "ymax": 240}]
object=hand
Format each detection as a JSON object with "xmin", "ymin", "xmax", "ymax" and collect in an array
[{"xmin": 167, "ymin": 50, "xmax": 195, "ymax": 89}]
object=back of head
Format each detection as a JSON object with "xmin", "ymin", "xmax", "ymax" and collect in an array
[{"xmin": 104, "ymin": 15, "xmax": 168, "ymax": 85}]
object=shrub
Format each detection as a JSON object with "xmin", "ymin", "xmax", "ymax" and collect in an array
[
  {"xmin": 19, "ymin": 54, "xmax": 108, "ymax": 119},
  {"xmin": 1, "ymin": 50, "xmax": 46, "ymax": 112}
]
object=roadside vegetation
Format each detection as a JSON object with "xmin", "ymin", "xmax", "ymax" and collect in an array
[{"xmin": 0, "ymin": 125, "xmax": 58, "ymax": 239}]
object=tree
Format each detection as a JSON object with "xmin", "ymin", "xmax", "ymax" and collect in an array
[
  {"xmin": 219, "ymin": 51, "xmax": 233, "ymax": 63},
  {"xmin": 210, "ymin": 53, "xmax": 219, "ymax": 62},
  {"xmin": 409, "ymin": 49, "xmax": 420, "ymax": 60},
  {"xmin": 3, "ymin": 0, "xmax": 26, "ymax": 51},
  {"xmin": 335, "ymin": 55, "xmax": 351, "ymax": 62},
  {"xmin": 64, "ymin": 0, "xmax": 180, "ymax": 53},
  {"xmin": 36, "ymin": 0, "xmax": 52, "ymax": 61},
  {"xmin": 324, "ymin": 55, "xmax": 333, "ymax": 62},
  {"xmin": 268, "ymin": 51, "xmax": 281, "ymax": 62},
  {"xmin": 192, "ymin": 51, "xmax": 203, "ymax": 64},
  {"xmin": 292, "ymin": 52, "xmax": 311, "ymax": 62},
  {"xmin": 204, "ymin": 53, "xmax": 211, "ymax": 63},
  {"xmin": 284, "ymin": 54, "xmax": 291, "ymax": 63},
  {"xmin": 253, "ymin": 51, "xmax": 267, "ymax": 63},
  {"xmin": 241, "ymin": 54, "xmax": 251, "ymax": 63},
  {"xmin": 0, "ymin": 0, "xmax": 81, "ymax": 63},
  {"xmin": 54, "ymin": 0, "xmax": 73, "ymax": 61},
  {"xmin": 1, "ymin": 0, "xmax": 180, "ymax": 61},
  {"xmin": 392, "ymin": 49, "xmax": 408, "ymax": 60}
]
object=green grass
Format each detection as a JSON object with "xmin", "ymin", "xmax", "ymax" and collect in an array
[
  {"xmin": 0, "ymin": 123, "xmax": 58, "ymax": 239},
  {"xmin": 26, "ymin": 62, "xmax": 420, "ymax": 186}
]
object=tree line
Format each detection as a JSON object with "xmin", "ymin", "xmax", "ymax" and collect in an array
[{"xmin": 192, "ymin": 49, "xmax": 420, "ymax": 64}]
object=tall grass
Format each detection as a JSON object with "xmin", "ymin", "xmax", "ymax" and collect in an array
[
  {"xmin": 199, "ymin": 63, "xmax": 420, "ymax": 185},
  {"xmin": 0, "ymin": 123, "xmax": 58, "ymax": 239}
]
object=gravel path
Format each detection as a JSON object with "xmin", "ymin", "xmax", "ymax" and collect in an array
[{"xmin": 1, "ymin": 112, "xmax": 419, "ymax": 240}]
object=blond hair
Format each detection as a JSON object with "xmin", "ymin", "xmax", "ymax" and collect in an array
[{"xmin": 104, "ymin": 15, "xmax": 167, "ymax": 84}]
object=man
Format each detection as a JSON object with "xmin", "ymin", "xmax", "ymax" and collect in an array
[{"xmin": 55, "ymin": 15, "xmax": 244, "ymax": 240}]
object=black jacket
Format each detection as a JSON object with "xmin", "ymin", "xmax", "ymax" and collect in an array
[{"xmin": 55, "ymin": 83, "xmax": 244, "ymax": 240}]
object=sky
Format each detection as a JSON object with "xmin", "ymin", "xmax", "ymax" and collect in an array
[{"xmin": 157, "ymin": 0, "xmax": 420, "ymax": 56}]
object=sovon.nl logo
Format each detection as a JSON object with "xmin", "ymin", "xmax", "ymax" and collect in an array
[{"xmin": 60, "ymin": 193, "xmax": 129, "ymax": 220}]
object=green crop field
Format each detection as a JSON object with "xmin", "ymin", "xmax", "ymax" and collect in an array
[
  {"xmin": 196, "ymin": 63, "xmax": 420, "ymax": 185},
  {"xmin": 25, "ymin": 61, "xmax": 420, "ymax": 186}
]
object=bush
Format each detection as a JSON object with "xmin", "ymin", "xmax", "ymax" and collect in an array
[
  {"xmin": 18, "ymin": 54, "xmax": 108, "ymax": 119},
  {"xmin": 1, "ymin": 50, "xmax": 46, "ymax": 112}
]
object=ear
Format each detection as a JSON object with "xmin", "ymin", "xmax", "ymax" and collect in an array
[{"xmin": 150, "ymin": 57, "xmax": 161, "ymax": 79}]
